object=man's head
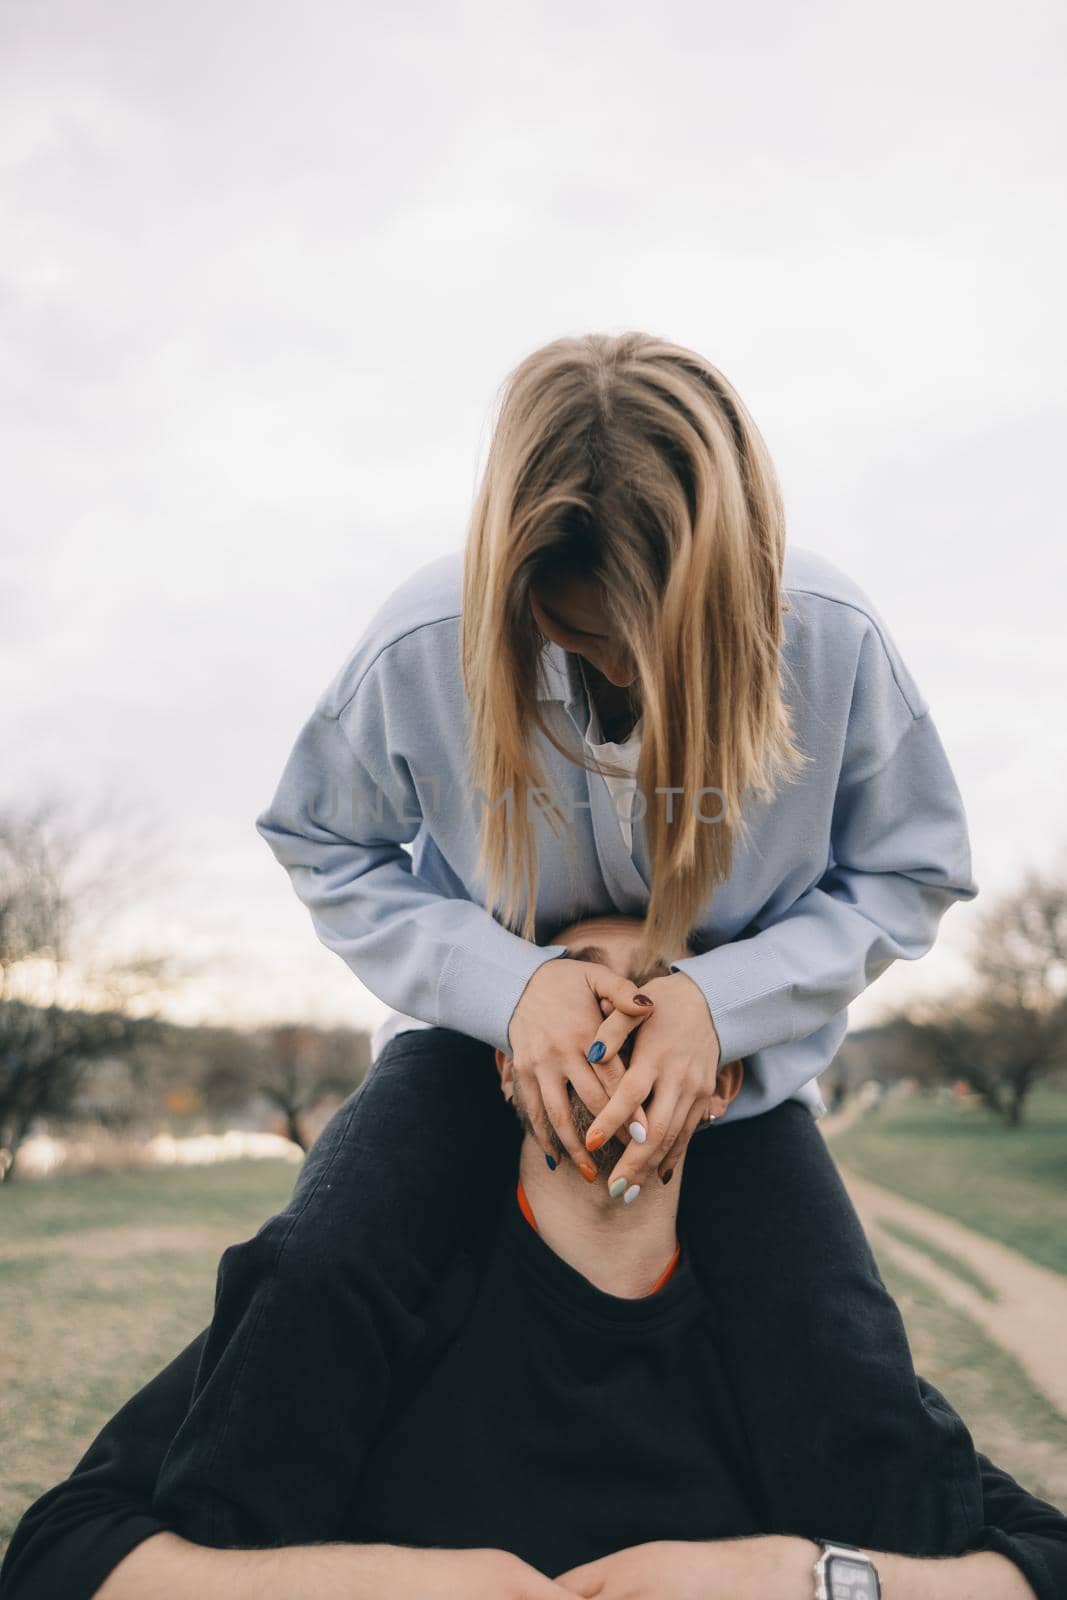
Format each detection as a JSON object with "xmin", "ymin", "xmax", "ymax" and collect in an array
[{"xmin": 494, "ymin": 913, "xmax": 743, "ymax": 1175}]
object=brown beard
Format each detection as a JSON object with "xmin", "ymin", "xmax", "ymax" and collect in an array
[{"xmin": 509, "ymin": 1075, "xmax": 629, "ymax": 1175}]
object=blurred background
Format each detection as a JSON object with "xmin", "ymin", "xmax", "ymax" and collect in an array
[{"xmin": 2, "ymin": 0, "xmax": 1065, "ymax": 1552}]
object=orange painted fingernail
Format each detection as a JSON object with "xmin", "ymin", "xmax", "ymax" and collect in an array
[
  {"xmin": 579, "ymin": 1161, "xmax": 597, "ymax": 1183},
  {"xmin": 585, "ymin": 1129, "xmax": 606, "ymax": 1153}
]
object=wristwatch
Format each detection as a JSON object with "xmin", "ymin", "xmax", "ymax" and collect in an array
[{"xmin": 813, "ymin": 1540, "xmax": 882, "ymax": 1598}]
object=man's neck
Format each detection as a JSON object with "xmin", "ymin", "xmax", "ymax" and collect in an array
[{"xmin": 517, "ymin": 1139, "xmax": 684, "ymax": 1298}]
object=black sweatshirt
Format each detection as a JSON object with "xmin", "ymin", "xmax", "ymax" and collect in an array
[{"xmin": 3, "ymin": 1183, "xmax": 1066, "ymax": 1599}]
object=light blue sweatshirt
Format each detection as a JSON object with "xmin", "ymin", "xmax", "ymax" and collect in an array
[{"xmin": 256, "ymin": 544, "xmax": 978, "ymax": 1122}]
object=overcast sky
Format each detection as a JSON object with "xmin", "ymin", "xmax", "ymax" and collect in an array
[{"xmin": 3, "ymin": 0, "xmax": 1065, "ymax": 1039}]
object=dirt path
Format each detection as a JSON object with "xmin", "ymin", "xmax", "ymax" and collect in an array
[
  {"xmin": 0, "ymin": 1223, "xmax": 243, "ymax": 1262},
  {"xmin": 837, "ymin": 1167, "xmax": 1067, "ymax": 1423}
]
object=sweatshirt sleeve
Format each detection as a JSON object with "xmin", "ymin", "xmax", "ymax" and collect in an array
[
  {"xmin": 668, "ymin": 619, "xmax": 978, "ymax": 1077},
  {"xmin": 255, "ymin": 660, "xmax": 566, "ymax": 1056},
  {"xmin": 966, "ymin": 1450, "xmax": 1067, "ymax": 1600},
  {"xmin": 0, "ymin": 1333, "xmax": 206, "ymax": 1600}
]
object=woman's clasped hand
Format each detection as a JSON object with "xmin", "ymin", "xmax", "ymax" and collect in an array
[{"xmin": 507, "ymin": 959, "xmax": 722, "ymax": 1196}]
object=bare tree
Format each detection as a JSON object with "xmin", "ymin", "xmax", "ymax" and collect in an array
[
  {"xmin": 897, "ymin": 866, "xmax": 1067, "ymax": 1126},
  {"xmin": 0, "ymin": 796, "xmax": 179, "ymax": 1180},
  {"xmin": 253, "ymin": 1024, "xmax": 369, "ymax": 1151},
  {"xmin": 0, "ymin": 1000, "xmax": 158, "ymax": 1174},
  {"xmin": 170, "ymin": 1020, "xmax": 370, "ymax": 1149},
  {"xmin": 176, "ymin": 1024, "xmax": 262, "ymax": 1124}
]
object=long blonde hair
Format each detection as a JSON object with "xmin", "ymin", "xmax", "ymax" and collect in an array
[{"xmin": 461, "ymin": 331, "xmax": 809, "ymax": 980}]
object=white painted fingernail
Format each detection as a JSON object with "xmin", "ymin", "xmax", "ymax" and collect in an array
[
  {"xmin": 623, "ymin": 1184, "xmax": 642, "ymax": 1204},
  {"xmin": 628, "ymin": 1122, "xmax": 646, "ymax": 1144}
]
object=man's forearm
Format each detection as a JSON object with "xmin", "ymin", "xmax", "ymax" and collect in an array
[
  {"xmin": 872, "ymin": 1548, "xmax": 1036, "ymax": 1600},
  {"xmin": 93, "ymin": 1531, "xmax": 562, "ymax": 1600},
  {"xmin": 94, "ymin": 1532, "xmax": 398, "ymax": 1600},
  {"xmin": 771, "ymin": 1537, "xmax": 1037, "ymax": 1600}
]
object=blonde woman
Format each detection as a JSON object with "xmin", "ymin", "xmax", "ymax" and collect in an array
[{"xmin": 153, "ymin": 334, "xmax": 980, "ymax": 1562}]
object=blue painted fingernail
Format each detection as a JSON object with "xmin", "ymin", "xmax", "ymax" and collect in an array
[
  {"xmin": 587, "ymin": 1040, "xmax": 605, "ymax": 1063},
  {"xmin": 609, "ymin": 1176, "xmax": 628, "ymax": 1198},
  {"xmin": 545, "ymin": 1153, "xmax": 557, "ymax": 1171},
  {"xmin": 623, "ymin": 1184, "xmax": 642, "ymax": 1205}
]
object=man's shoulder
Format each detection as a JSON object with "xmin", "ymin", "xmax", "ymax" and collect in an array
[{"xmin": 317, "ymin": 549, "xmax": 464, "ymax": 717}]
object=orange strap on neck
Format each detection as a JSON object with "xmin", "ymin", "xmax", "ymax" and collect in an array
[{"xmin": 516, "ymin": 1179, "xmax": 680, "ymax": 1296}]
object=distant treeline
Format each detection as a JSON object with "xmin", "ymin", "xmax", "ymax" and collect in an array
[{"xmin": 0, "ymin": 1002, "xmax": 372, "ymax": 1179}]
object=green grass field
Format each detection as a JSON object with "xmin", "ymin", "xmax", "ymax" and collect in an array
[
  {"xmin": 831, "ymin": 1088, "xmax": 1067, "ymax": 1276},
  {"xmin": 1, "ymin": 1161, "xmax": 299, "ymax": 1555}
]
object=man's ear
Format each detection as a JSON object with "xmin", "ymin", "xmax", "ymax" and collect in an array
[
  {"xmin": 495, "ymin": 1048, "xmax": 514, "ymax": 1103},
  {"xmin": 709, "ymin": 1057, "xmax": 744, "ymax": 1115}
]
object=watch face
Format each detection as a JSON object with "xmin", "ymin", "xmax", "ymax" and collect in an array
[{"xmin": 827, "ymin": 1555, "xmax": 879, "ymax": 1599}]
